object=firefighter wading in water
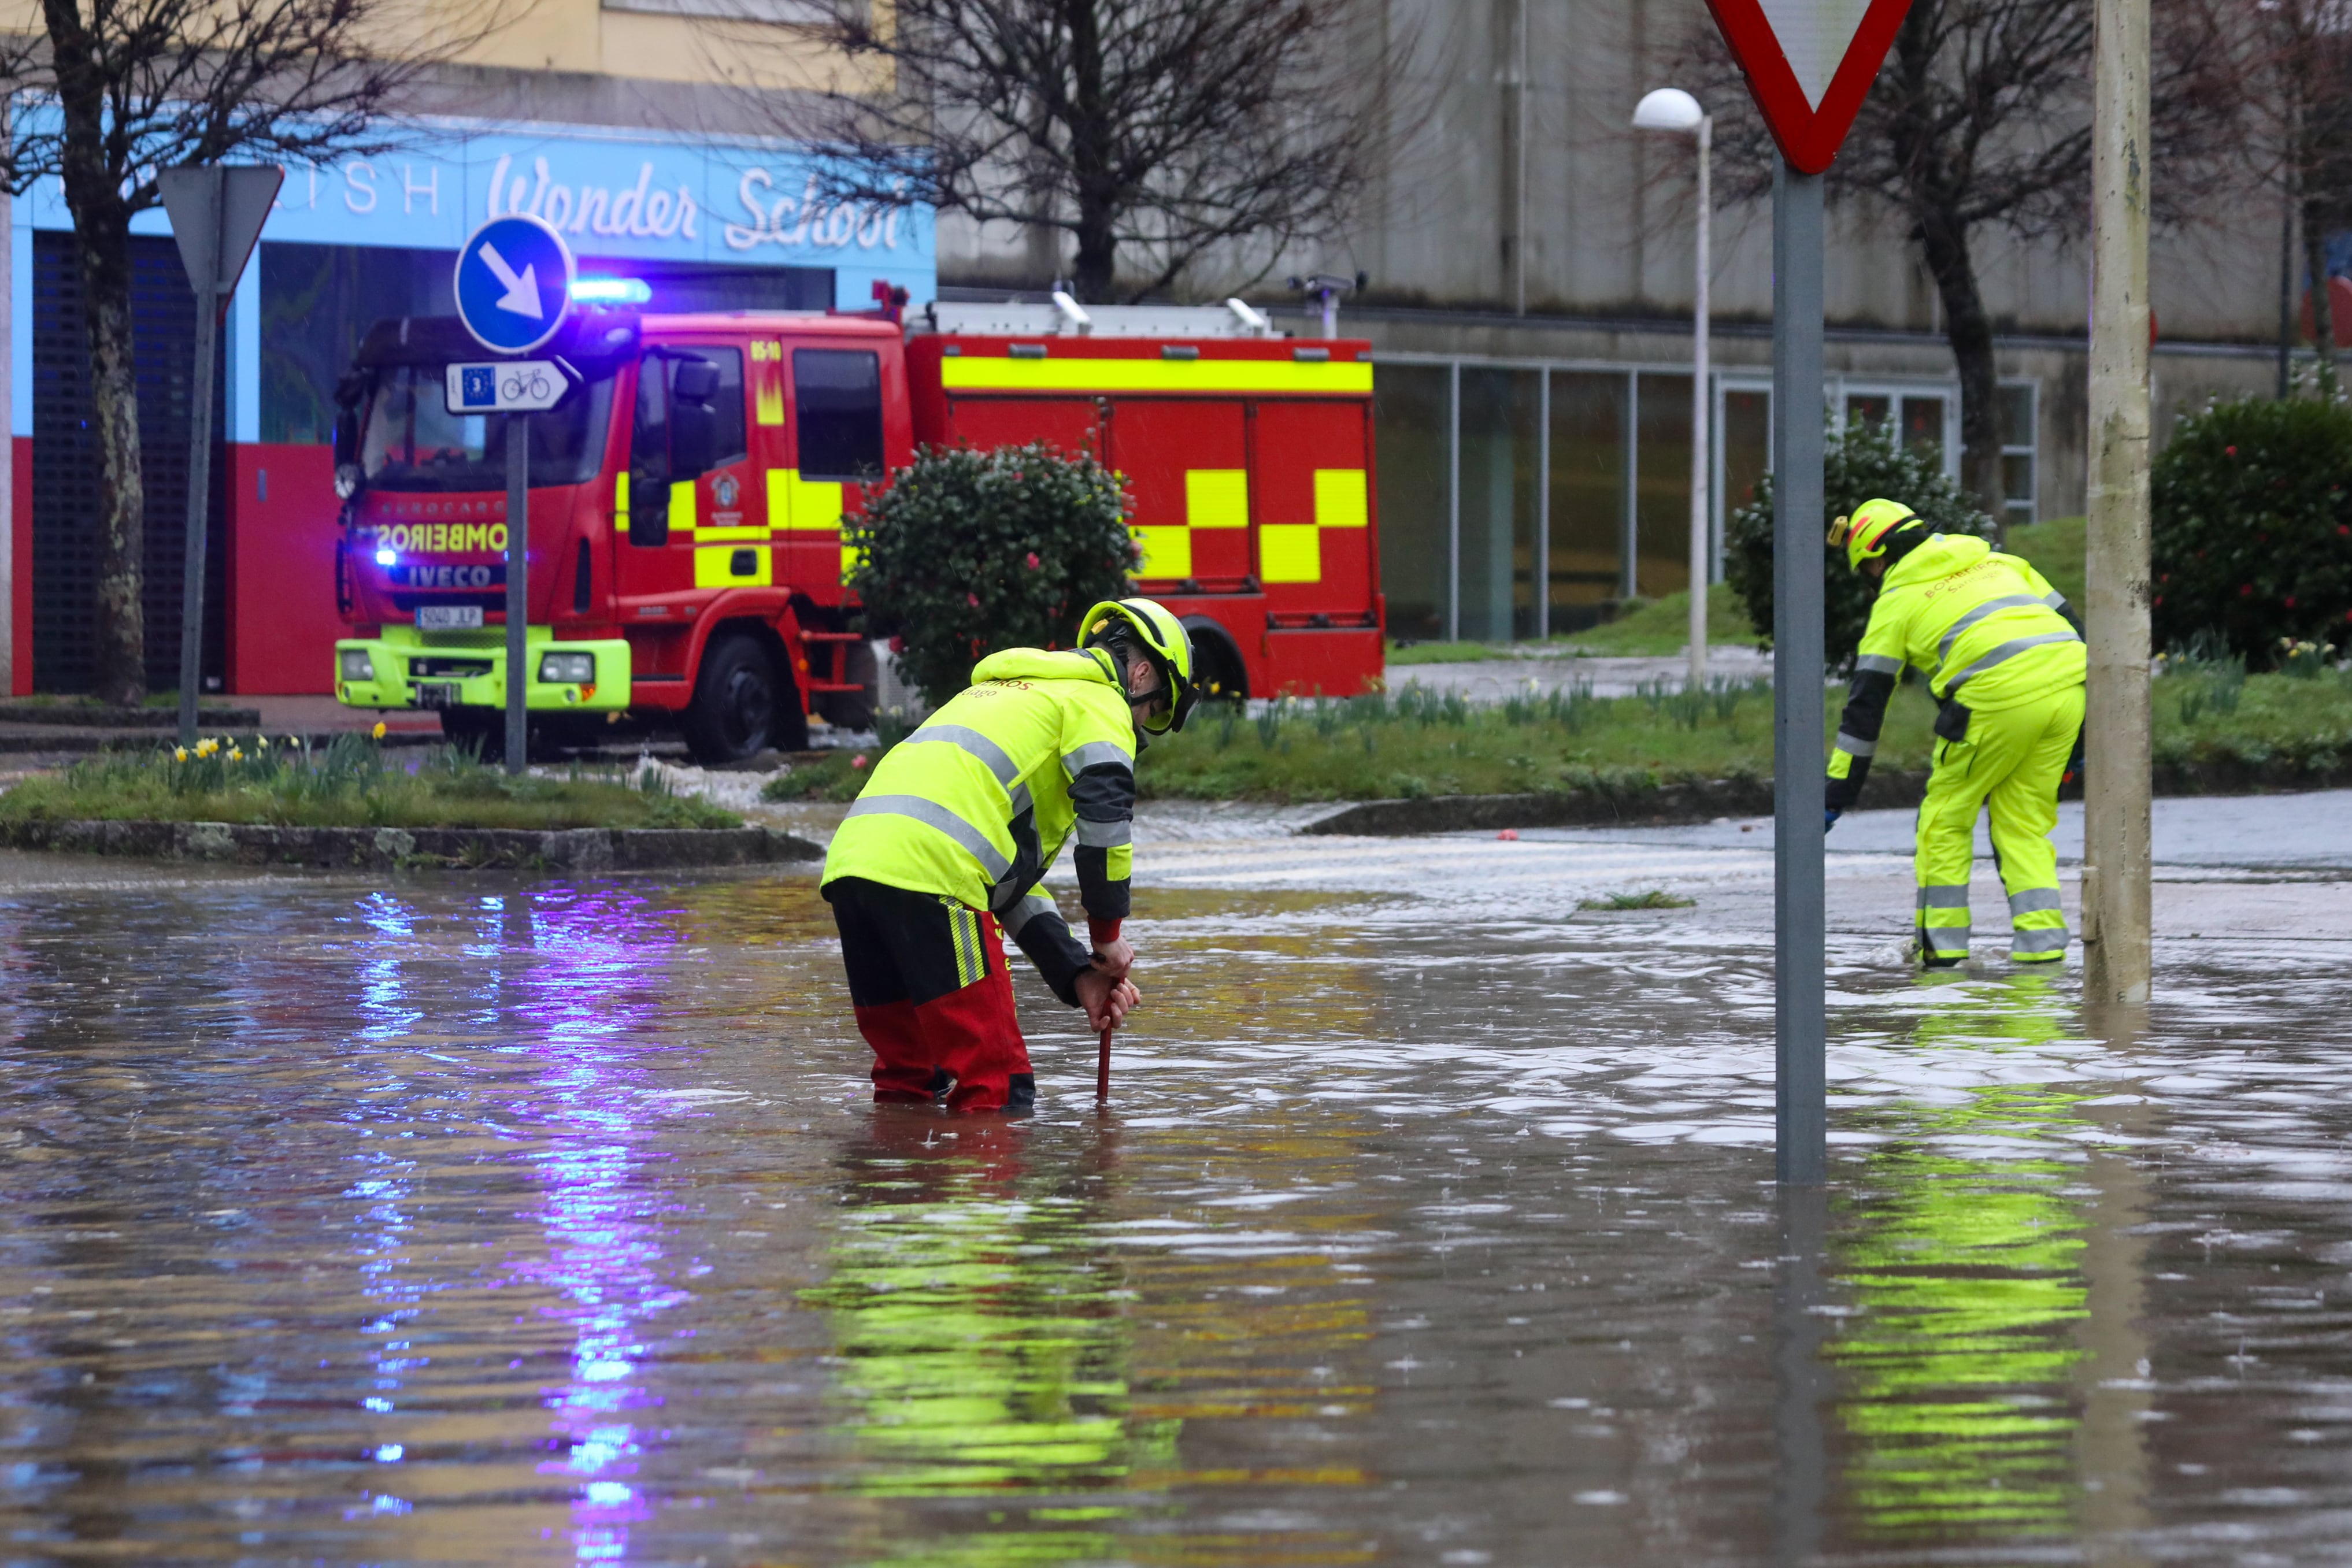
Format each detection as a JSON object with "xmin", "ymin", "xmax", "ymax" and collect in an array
[
  {"xmin": 820, "ymin": 599, "xmax": 1198, "ymax": 1110},
  {"xmin": 1824, "ymin": 499, "xmax": 2087, "ymax": 968}
]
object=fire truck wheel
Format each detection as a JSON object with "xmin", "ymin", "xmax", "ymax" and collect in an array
[{"xmin": 684, "ymin": 634, "xmax": 802, "ymax": 765}]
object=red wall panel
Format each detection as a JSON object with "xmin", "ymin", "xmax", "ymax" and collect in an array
[
  {"xmin": 226, "ymin": 443, "xmax": 341, "ymax": 695},
  {"xmin": 10, "ymin": 437, "xmax": 28, "ymax": 696}
]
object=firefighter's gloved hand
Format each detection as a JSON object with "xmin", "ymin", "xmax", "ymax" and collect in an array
[{"xmin": 1824, "ymin": 807, "xmax": 1842, "ymax": 832}]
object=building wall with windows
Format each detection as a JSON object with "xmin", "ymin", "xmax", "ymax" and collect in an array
[{"xmin": 932, "ymin": 0, "xmax": 2292, "ymax": 646}]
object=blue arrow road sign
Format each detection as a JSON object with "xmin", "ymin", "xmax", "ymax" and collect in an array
[{"xmin": 453, "ymin": 214, "xmax": 574, "ymax": 355}]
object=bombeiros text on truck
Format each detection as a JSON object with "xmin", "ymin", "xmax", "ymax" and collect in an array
[{"xmin": 328, "ymin": 283, "xmax": 1386, "ymax": 761}]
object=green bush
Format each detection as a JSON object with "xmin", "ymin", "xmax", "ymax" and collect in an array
[
  {"xmin": 2151, "ymin": 396, "xmax": 2352, "ymax": 665},
  {"xmin": 845, "ymin": 442, "xmax": 1139, "ymax": 707},
  {"xmin": 1723, "ymin": 421, "xmax": 1997, "ymax": 673}
]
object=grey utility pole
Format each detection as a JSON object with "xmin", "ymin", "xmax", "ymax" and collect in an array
[
  {"xmin": 1772, "ymin": 158, "xmax": 1827, "ymax": 1187},
  {"xmin": 2084, "ymin": 0, "xmax": 2154, "ymax": 1004},
  {"xmin": 505, "ymin": 418, "xmax": 528, "ymax": 774},
  {"xmin": 158, "ymin": 165, "xmax": 280, "ymax": 747}
]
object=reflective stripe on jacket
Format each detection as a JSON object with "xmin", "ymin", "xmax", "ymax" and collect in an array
[
  {"xmin": 1826, "ymin": 534, "xmax": 2084, "ymax": 811},
  {"xmin": 823, "ymin": 646, "xmax": 1138, "ymax": 925}
]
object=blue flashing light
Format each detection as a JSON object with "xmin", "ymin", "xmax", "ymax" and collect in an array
[
  {"xmin": 375, "ymin": 548, "xmax": 398, "ymax": 566},
  {"xmin": 571, "ymin": 277, "xmax": 651, "ymax": 305}
]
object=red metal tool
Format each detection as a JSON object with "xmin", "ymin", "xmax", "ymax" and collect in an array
[{"xmin": 1097, "ymin": 1022, "xmax": 1114, "ymax": 1101}]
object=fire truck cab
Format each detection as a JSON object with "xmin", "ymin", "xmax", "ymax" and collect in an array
[{"xmin": 329, "ymin": 296, "xmax": 1382, "ymax": 762}]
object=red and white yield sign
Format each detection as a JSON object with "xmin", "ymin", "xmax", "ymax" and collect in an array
[{"xmin": 1704, "ymin": 0, "xmax": 1915, "ymax": 173}]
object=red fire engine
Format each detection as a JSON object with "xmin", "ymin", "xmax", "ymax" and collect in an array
[{"xmin": 330, "ymin": 296, "xmax": 1383, "ymax": 762}]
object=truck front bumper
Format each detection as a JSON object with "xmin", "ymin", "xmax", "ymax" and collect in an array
[{"xmin": 334, "ymin": 625, "xmax": 632, "ymax": 713}]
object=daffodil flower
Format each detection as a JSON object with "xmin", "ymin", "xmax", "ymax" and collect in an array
[
  {"xmin": 228, "ymin": 748, "xmax": 244, "ymax": 762},
  {"xmin": 173, "ymin": 747, "xmax": 188, "ymax": 762},
  {"xmin": 371, "ymin": 721, "xmax": 387, "ymax": 740}
]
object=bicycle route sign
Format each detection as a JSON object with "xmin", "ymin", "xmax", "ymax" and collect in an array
[
  {"xmin": 444, "ymin": 358, "xmax": 578, "ymax": 414},
  {"xmin": 453, "ymin": 213, "xmax": 575, "ymax": 355}
]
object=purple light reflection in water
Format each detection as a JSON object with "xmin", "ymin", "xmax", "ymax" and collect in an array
[{"xmin": 505, "ymin": 887, "xmax": 694, "ymax": 1565}]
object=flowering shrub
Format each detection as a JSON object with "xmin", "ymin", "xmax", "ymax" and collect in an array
[
  {"xmin": 844, "ymin": 442, "xmax": 1139, "ymax": 707},
  {"xmin": 1724, "ymin": 420, "xmax": 1998, "ymax": 674},
  {"xmin": 2153, "ymin": 396, "xmax": 2352, "ymax": 666}
]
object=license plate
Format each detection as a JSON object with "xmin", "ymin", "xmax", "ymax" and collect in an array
[
  {"xmin": 412, "ymin": 682, "xmax": 459, "ymax": 710},
  {"xmin": 416, "ymin": 605, "xmax": 484, "ymax": 630}
]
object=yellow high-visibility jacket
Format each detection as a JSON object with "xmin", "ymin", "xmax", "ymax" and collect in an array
[
  {"xmin": 1826, "ymin": 533, "xmax": 2084, "ymax": 811},
  {"xmin": 822, "ymin": 646, "xmax": 1137, "ymax": 1002}
]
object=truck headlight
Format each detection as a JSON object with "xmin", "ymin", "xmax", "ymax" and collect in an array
[
  {"xmin": 538, "ymin": 652, "xmax": 595, "ymax": 684},
  {"xmin": 339, "ymin": 650, "xmax": 376, "ymax": 681}
]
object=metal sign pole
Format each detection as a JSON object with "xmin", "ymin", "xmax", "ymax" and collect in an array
[
  {"xmin": 175, "ymin": 169, "xmax": 224, "ymax": 747},
  {"xmin": 505, "ymin": 415, "xmax": 528, "ymax": 774},
  {"xmin": 1772, "ymin": 157, "xmax": 1827, "ymax": 1187}
]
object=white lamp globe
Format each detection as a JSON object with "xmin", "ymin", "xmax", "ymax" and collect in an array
[{"xmin": 1632, "ymin": 87, "xmax": 1705, "ymax": 133}]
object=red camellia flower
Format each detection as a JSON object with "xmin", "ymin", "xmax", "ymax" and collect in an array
[
  {"xmin": 2226, "ymin": 445, "xmax": 2238, "ymax": 457},
  {"xmin": 2287, "ymin": 596, "xmax": 2298, "ymax": 608},
  {"xmin": 2241, "ymin": 584, "xmax": 2255, "ymax": 597},
  {"xmin": 888, "ymin": 635, "xmax": 904, "ymax": 654},
  {"xmin": 852, "ymin": 754, "xmax": 868, "ymax": 770},
  {"xmin": 967, "ymin": 592, "xmax": 980, "ymax": 607},
  {"xmin": 2338, "ymin": 525, "xmax": 2349, "ymax": 537},
  {"xmin": 1025, "ymin": 551, "xmax": 1041, "ymax": 569}
]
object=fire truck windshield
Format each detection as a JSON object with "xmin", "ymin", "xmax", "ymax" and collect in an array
[{"xmin": 359, "ymin": 366, "xmax": 614, "ymax": 493}]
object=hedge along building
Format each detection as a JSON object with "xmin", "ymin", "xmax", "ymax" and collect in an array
[
  {"xmin": 0, "ymin": 10, "xmax": 936, "ymax": 698},
  {"xmin": 934, "ymin": 0, "xmax": 2297, "ymax": 646}
]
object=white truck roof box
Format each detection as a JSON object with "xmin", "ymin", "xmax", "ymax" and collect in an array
[{"xmin": 914, "ymin": 296, "xmax": 1283, "ymax": 339}]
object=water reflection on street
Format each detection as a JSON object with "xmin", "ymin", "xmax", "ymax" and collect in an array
[{"xmin": 0, "ymin": 843, "xmax": 2348, "ymax": 1564}]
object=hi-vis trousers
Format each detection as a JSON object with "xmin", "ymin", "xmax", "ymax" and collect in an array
[{"xmin": 1914, "ymin": 684, "xmax": 2084, "ymax": 965}]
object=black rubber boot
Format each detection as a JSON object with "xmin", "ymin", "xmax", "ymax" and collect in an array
[
  {"xmin": 928, "ymin": 1067, "xmax": 953, "ymax": 1103},
  {"xmin": 1006, "ymin": 1073, "xmax": 1037, "ymax": 1111}
]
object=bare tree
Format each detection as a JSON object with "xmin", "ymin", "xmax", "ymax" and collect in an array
[
  {"xmin": 1679, "ymin": 0, "xmax": 2235, "ymax": 532},
  {"xmin": 763, "ymin": 0, "xmax": 1395, "ymax": 303},
  {"xmin": 2212, "ymin": 0, "xmax": 2352, "ymax": 390},
  {"xmin": 0, "ymin": 0, "xmax": 493, "ymax": 703}
]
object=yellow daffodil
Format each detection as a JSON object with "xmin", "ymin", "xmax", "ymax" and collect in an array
[
  {"xmin": 255, "ymin": 736, "xmax": 269, "ymax": 750},
  {"xmin": 194, "ymin": 738, "xmax": 217, "ymax": 758},
  {"xmin": 173, "ymin": 747, "xmax": 188, "ymax": 762},
  {"xmin": 228, "ymin": 748, "xmax": 243, "ymax": 762},
  {"xmin": 371, "ymin": 721, "xmax": 387, "ymax": 740}
]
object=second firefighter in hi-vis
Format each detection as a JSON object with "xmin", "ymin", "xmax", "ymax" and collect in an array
[{"xmin": 1824, "ymin": 499, "xmax": 2087, "ymax": 968}]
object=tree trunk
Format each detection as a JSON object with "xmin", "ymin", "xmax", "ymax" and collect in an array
[
  {"xmin": 1062, "ymin": 0, "xmax": 1118, "ymax": 301},
  {"xmin": 1917, "ymin": 211, "xmax": 2006, "ymax": 543},
  {"xmin": 48, "ymin": 0, "xmax": 147, "ymax": 703},
  {"xmin": 2303, "ymin": 198, "xmax": 2339, "ymax": 395},
  {"xmin": 73, "ymin": 220, "xmax": 147, "ymax": 705}
]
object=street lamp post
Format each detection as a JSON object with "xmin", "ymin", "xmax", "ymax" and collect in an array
[{"xmin": 1634, "ymin": 87, "xmax": 1713, "ymax": 688}]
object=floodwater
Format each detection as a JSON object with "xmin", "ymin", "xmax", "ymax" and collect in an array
[{"xmin": 2, "ymin": 809, "xmax": 2351, "ymax": 1566}]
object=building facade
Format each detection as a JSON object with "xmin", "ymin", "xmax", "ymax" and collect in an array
[
  {"xmin": 935, "ymin": 0, "xmax": 2292, "ymax": 644},
  {"xmin": 3, "ymin": 3, "xmax": 935, "ymax": 696}
]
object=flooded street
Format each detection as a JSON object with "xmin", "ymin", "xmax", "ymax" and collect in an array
[{"xmin": 3, "ymin": 806, "xmax": 2351, "ymax": 1565}]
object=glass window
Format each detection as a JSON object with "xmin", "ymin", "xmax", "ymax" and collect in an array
[
  {"xmin": 1998, "ymin": 383, "xmax": 2037, "ymax": 527},
  {"xmin": 794, "ymin": 349, "xmax": 884, "ymax": 479},
  {"xmin": 1721, "ymin": 389, "xmax": 1772, "ymax": 553},
  {"xmin": 260, "ymin": 243, "xmax": 455, "ymax": 445},
  {"xmin": 668, "ymin": 345, "xmax": 747, "ymax": 470},
  {"xmin": 1845, "ymin": 394, "xmax": 1891, "ymax": 432},
  {"xmin": 1547, "ymin": 371, "xmax": 1625, "ymax": 629},
  {"xmin": 1636, "ymin": 373, "xmax": 1693, "ymax": 599},
  {"xmin": 1900, "ymin": 395, "xmax": 1946, "ymax": 461},
  {"xmin": 358, "ymin": 366, "xmax": 613, "ymax": 492},
  {"xmin": 1458, "ymin": 368, "xmax": 1541, "ymax": 642},
  {"xmin": 1372, "ymin": 364, "xmax": 1451, "ymax": 642}
]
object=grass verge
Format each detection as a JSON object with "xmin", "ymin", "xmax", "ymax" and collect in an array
[
  {"xmin": 0, "ymin": 733, "xmax": 741, "ymax": 830},
  {"xmin": 1137, "ymin": 666, "xmax": 2352, "ymax": 803},
  {"xmin": 1387, "ymin": 590, "xmax": 1761, "ymax": 665}
]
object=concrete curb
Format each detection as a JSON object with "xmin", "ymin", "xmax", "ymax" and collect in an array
[
  {"xmin": 1296, "ymin": 771, "xmax": 1928, "ymax": 835},
  {"xmin": 0, "ymin": 819, "xmax": 823, "ymax": 872}
]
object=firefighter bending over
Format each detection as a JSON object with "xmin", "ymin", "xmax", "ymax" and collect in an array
[
  {"xmin": 1824, "ymin": 500, "xmax": 2086, "ymax": 968},
  {"xmin": 820, "ymin": 599, "xmax": 1198, "ymax": 1110}
]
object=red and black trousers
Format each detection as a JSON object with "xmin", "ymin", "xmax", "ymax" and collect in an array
[{"xmin": 824, "ymin": 876, "xmax": 1035, "ymax": 1111}]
